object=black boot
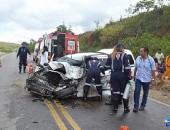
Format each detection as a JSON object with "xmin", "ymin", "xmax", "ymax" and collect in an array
[
  {"xmin": 119, "ymin": 95, "xmax": 123, "ymax": 105},
  {"xmin": 83, "ymin": 91, "xmax": 88, "ymax": 101},
  {"xmin": 113, "ymin": 99, "xmax": 118, "ymax": 113},
  {"xmin": 19, "ymin": 66, "xmax": 22, "ymax": 73},
  {"xmin": 83, "ymin": 86, "xmax": 90, "ymax": 101},
  {"xmin": 23, "ymin": 66, "xmax": 26, "ymax": 73},
  {"xmin": 96, "ymin": 86, "xmax": 102, "ymax": 100},
  {"xmin": 123, "ymin": 99, "xmax": 130, "ymax": 113}
]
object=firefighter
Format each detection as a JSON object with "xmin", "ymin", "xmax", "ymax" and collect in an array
[
  {"xmin": 104, "ymin": 43, "xmax": 131, "ymax": 113},
  {"xmin": 83, "ymin": 56, "xmax": 104, "ymax": 100},
  {"xmin": 17, "ymin": 42, "xmax": 31, "ymax": 73}
]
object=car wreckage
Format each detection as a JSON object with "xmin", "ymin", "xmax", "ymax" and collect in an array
[
  {"xmin": 25, "ymin": 49, "xmax": 135, "ymax": 99},
  {"xmin": 25, "ymin": 52, "xmax": 111, "ymax": 99}
]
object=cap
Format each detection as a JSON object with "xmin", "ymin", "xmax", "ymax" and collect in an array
[
  {"xmin": 21, "ymin": 42, "xmax": 27, "ymax": 46},
  {"xmin": 116, "ymin": 43, "xmax": 125, "ymax": 48}
]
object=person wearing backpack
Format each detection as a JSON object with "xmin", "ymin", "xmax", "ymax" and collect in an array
[
  {"xmin": 133, "ymin": 47, "xmax": 156, "ymax": 112},
  {"xmin": 104, "ymin": 43, "xmax": 131, "ymax": 113},
  {"xmin": 17, "ymin": 42, "xmax": 31, "ymax": 73}
]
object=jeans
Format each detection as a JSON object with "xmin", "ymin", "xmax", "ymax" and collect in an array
[{"xmin": 134, "ymin": 79, "xmax": 150, "ymax": 108}]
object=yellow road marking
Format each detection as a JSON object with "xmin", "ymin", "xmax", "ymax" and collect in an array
[
  {"xmin": 45, "ymin": 99, "xmax": 67, "ymax": 130},
  {"xmin": 54, "ymin": 100, "xmax": 81, "ymax": 130}
]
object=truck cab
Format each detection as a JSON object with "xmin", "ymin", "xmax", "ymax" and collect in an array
[
  {"xmin": 33, "ymin": 31, "xmax": 79, "ymax": 62},
  {"xmin": 47, "ymin": 31, "xmax": 79, "ymax": 61}
]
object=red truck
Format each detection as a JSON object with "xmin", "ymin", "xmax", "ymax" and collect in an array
[{"xmin": 33, "ymin": 31, "xmax": 79, "ymax": 62}]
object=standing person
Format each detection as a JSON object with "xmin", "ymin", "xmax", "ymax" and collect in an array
[
  {"xmin": 133, "ymin": 47, "xmax": 156, "ymax": 112},
  {"xmin": 164, "ymin": 55, "xmax": 170, "ymax": 80},
  {"xmin": 104, "ymin": 43, "xmax": 131, "ymax": 113},
  {"xmin": 150, "ymin": 58, "xmax": 158, "ymax": 88},
  {"xmin": 157, "ymin": 58, "xmax": 165, "ymax": 86},
  {"xmin": 155, "ymin": 48, "xmax": 164, "ymax": 64},
  {"xmin": 83, "ymin": 56, "xmax": 104, "ymax": 101},
  {"xmin": 17, "ymin": 42, "xmax": 31, "ymax": 73},
  {"xmin": 40, "ymin": 46, "xmax": 48, "ymax": 66},
  {"xmin": 154, "ymin": 58, "xmax": 159, "ymax": 77}
]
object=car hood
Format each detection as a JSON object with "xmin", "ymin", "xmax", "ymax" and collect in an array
[{"xmin": 49, "ymin": 61, "xmax": 84, "ymax": 80}]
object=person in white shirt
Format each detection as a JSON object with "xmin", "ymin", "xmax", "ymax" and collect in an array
[
  {"xmin": 133, "ymin": 47, "xmax": 156, "ymax": 112},
  {"xmin": 155, "ymin": 48, "xmax": 164, "ymax": 64},
  {"xmin": 40, "ymin": 46, "xmax": 48, "ymax": 66}
]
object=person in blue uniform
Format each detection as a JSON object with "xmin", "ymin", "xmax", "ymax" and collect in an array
[
  {"xmin": 17, "ymin": 42, "xmax": 31, "ymax": 73},
  {"xmin": 83, "ymin": 56, "xmax": 104, "ymax": 100},
  {"xmin": 104, "ymin": 43, "xmax": 131, "ymax": 113}
]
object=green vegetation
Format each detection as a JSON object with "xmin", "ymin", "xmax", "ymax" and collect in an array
[
  {"xmin": 0, "ymin": 41, "xmax": 36, "ymax": 54},
  {"xmin": 78, "ymin": 4, "xmax": 170, "ymax": 58},
  {"xmin": 27, "ymin": 43, "xmax": 35, "ymax": 53},
  {"xmin": 164, "ymin": 86, "xmax": 170, "ymax": 92},
  {"xmin": 0, "ymin": 41, "xmax": 20, "ymax": 53}
]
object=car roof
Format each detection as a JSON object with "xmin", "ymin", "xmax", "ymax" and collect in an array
[
  {"xmin": 65, "ymin": 48, "xmax": 134, "ymax": 61},
  {"xmin": 97, "ymin": 48, "xmax": 133, "ymax": 55},
  {"xmin": 65, "ymin": 52, "xmax": 108, "ymax": 61}
]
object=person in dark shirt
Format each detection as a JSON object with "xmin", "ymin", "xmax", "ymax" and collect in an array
[
  {"xmin": 104, "ymin": 43, "xmax": 131, "ymax": 113},
  {"xmin": 83, "ymin": 56, "xmax": 104, "ymax": 100},
  {"xmin": 17, "ymin": 42, "xmax": 31, "ymax": 73}
]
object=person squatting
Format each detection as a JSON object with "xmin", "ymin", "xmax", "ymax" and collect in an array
[
  {"xmin": 104, "ymin": 43, "xmax": 131, "ymax": 113},
  {"xmin": 83, "ymin": 56, "xmax": 105, "ymax": 101}
]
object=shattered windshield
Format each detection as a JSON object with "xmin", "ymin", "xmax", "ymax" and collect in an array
[{"xmin": 57, "ymin": 56, "xmax": 83, "ymax": 66}]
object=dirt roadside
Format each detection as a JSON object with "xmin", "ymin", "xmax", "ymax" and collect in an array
[
  {"xmin": 149, "ymin": 79, "xmax": 170, "ymax": 105},
  {"xmin": 0, "ymin": 52, "xmax": 7, "ymax": 57}
]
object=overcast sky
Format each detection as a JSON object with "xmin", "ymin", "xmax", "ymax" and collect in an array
[{"xmin": 0, "ymin": 0, "xmax": 140, "ymax": 44}]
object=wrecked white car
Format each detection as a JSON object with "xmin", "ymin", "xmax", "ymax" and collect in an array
[
  {"xmin": 25, "ymin": 52, "xmax": 110, "ymax": 99},
  {"xmin": 26, "ymin": 48, "xmax": 135, "ymax": 99}
]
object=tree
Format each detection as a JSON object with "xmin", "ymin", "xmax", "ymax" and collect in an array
[
  {"xmin": 94, "ymin": 20, "xmax": 100, "ymax": 29},
  {"xmin": 133, "ymin": 0, "xmax": 155, "ymax": 14},
  {"xmin": 68, "ymin": 25, "xmax": 73, "ymax": 33},
  {"xmin": 125, "ymin": 5, "xmax": 134, "ymax": 17},
  {"xmin": 56, "ymin": 22, "xmax": 67, "ymax": 33},
  {"xmin": 56, "ymin": 23, "xmax": 74, "ymax": 33},
  {"xmin": 133, "ymin": 1, "xmax": 144, "ymax": 14},
  {"xmin": 157, "ymin": 0, "xmax": 164, "ymax": 7},
  {"xmin": 109, "ymin": 17, "xmax": 113, "ymax": 23},
  {"xmin": 30, "ymin": 39, "xmax": 36, "ymax": 44},
  {"xmin": 144, "ymin": 0, "xmax": 155, "ymax": 12}
]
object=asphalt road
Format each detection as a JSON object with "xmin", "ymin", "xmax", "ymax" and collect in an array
[{"xmin": 0, "ymin": 52, "xmax": 170, "ymax": 130}]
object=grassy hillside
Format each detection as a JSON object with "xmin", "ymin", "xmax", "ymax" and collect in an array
[
  {"xmin": 0, "ymin": 41, "xmax": 20, "ymax": 53},
  {"xmin": 78, "ymin": 5, "xmax": 170, "ymax": 58}
]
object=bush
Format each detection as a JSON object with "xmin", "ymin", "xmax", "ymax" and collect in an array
[
  {"xmin": 163, "ymin": 86, "xmax": 170, "ymax": 92},
  {"xmin": 27, "ymin": 43, "xmax": 35, "ymax": 53}
]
